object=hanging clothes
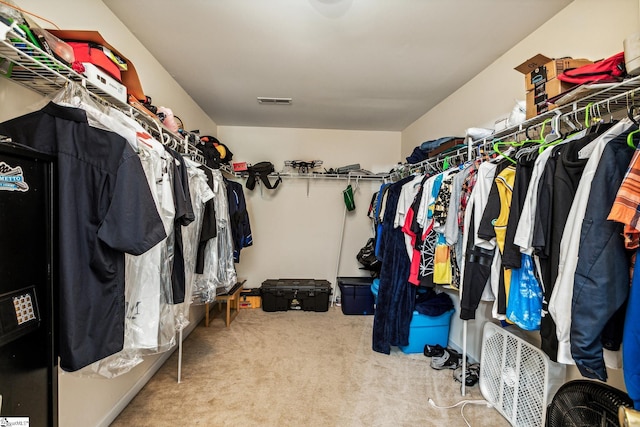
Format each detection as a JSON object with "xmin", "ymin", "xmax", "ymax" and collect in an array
[
  {"xmin": 193, "ymin": 169, "xmax": 238, "ymax": 298},
  {"xmin": 459, "ymin": 161, "xmax": 500, "ymax": 320},
  {"xmin": 611, "ymin": 150, "xmax": 640, "ymax": 407},
  {"xmin": 225, "ymin": 179, "xmax": 253, "ymax": 263},
  {"xmin": 444, "ymin": 162, "xmax": 475, "ymax": 289},
  {"xmin": 88, "ymin": 125, "xmax": 178, "ymax": 378},
  {"xmin": 403, "ymin": 175, "xmax": 429, "ymax": 286},
  {"xmin": 568, "ymin": 128, "xmax": 635, "ymax": 381},
  {"xmin": 495, "ymin": 149, "xmax": 543, "ymax": 330},
  {"xmin": 550, "ymin": 118, "xmax": 635, "ymax": 367},
  {"xmin": 119, "ymin": 113, "xmax": 177, "ymax": 356},
  {"xmin": 0, "ymin": 102, "xmax": 167, "ymax": 372},
  {"xmin": 416, "ymin": 173, "xmax": 445, "ymax": 287},
  {"xmin": 373, "ymin": 183, "xmax": 392, "ymax": 258},
  {"xmin": 54, "ymin": 92, "xmax": 181, "ymax": 361},
  {"xmin": 534, "ymin": 129, "xmax": 608, "ymax": 361},
  {"xmin": 372, "ymin": 176, "xmax": 416, "ymax": 354},
  {"xmin": 623, "ymin": 247, "xmax": 640, "ymax": 409},
  {"xmin": 175, "ymin": 162, "xmax": 215, "ymax": 330},
  {"xmin": 195, "ymin": 166, "xmax": 218, "ymax": 270},
  {"xmin": 433, "ymin": 170, "xmax": 458, "ymax": 285},
  {"xmin": 512, "ymin": 139, "xmax": 569, "ymax": 254},
  {"xmin": 396, "ymin": 174, "xmax": 425, "ymax": 263},
  {"xmin": 477, "ymin": 164, "xmax": 515, "ymax": 317},
  {"xmin": 166, "ymin": 147, "xmax": 196, "ymax": 304},
  {"xmin": 501, "ymin": 148, "xmax": 538, "ymax": 269}
]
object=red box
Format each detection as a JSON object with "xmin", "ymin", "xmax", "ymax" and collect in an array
[
  {"xmin": 67, "ymin": 42, "xmax": 121, "ymax": 81},
  {"xmin": 233, "ymin": 162, "xmax": 248, "ymax": 172}
]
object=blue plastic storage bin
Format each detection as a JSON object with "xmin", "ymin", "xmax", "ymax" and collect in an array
[
  {"xmin": 399, "ymin": 309, "xmax": 454, "ymax": 354},
  {"xmin": 371, "ymin": 279, "xmax": 380, "ymax": 303}
]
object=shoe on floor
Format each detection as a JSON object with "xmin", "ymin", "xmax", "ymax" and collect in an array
[
  {"xmin": 453, "ymin": 363, "xmax": 480, "ymax": 386},
  {"xmin": 430, "ymin": 348, "xmax": 463, "ymax": 370},
  {"xmin": 424, "ymin": 344, "xmax": 445, "ymax": 358}
]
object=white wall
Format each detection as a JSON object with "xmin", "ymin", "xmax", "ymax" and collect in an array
[
  {"xmin": 4, "ymin": 0, "xmax": 635, "ymax": 423},
  {"xmin": 402, "ymin": 0, "xmax": 640, "ymax": 158},
  {"xmin": 3, "ymin": 0, "xmax": 218, "ymax": 135},
  {"xmin": 3, "ymin": 1, "xmax": 220, "ymax": 426},
  {"xmin": 217, "ymin": 126, "xmax": 400, "ymax": 292},
  {"xmin": 400, "ymin": 0, "xmax": 638, "ymax": 388}
]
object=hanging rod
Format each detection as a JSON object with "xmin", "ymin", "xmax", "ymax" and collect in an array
[
  {"xmin": 233, "ymin": 172, "xmax": 387, "ymax": 181},
  {"xmin": 478, "ymin": 73, "xmax": 640, "ymax": 146}
]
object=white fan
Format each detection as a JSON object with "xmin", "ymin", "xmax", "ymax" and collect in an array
[{"xmin": 479, "ymin": 322, "xmax": 566, "ymax": 427}]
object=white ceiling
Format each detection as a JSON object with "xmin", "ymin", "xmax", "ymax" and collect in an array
[{"xmin": 103, "ymin": 0, "xmax": 573, "ymax": 132}]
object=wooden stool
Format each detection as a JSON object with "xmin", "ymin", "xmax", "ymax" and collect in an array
[{"xmin": 205, "ymin": 282, "xmax": 244, "ymax": 327}]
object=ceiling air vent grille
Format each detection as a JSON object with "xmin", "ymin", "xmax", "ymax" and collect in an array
[{"xmin": 257, "ymin": 97, "xmax": 292, "ymax": 105}]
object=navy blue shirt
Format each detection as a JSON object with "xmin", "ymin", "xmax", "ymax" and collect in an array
[{"xmin": 0, "ymin": 102, "xmax": 166, "ymax": 371}]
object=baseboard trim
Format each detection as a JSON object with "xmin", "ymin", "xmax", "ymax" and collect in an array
[{"xmin": 97, "ymin": 307, "xmax": 205, "ymax": 427}]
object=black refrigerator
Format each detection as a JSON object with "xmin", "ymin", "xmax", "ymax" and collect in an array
[{"xmin": 0, "ymin": 142, "xmax": 57, "ymax": 426}]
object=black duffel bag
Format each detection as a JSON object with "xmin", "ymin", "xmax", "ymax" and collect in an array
[
  {"xmin": 357, "ymin": 238, "xmax": 381, "ymax": 272},
  {"xmin": 246, "ymin": 161, "xmax": 282, "ymax": 190}
]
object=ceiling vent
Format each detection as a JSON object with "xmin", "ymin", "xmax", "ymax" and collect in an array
[{"xmin": 257, "ymin": 97, "xmax": 292, "ymax": 105}]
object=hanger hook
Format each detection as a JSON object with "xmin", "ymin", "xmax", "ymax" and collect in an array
[
  {"xmin": 628, "ymin": 103, "xmax": 640, "ymax": 126},
  {"xmin": 525, "ymin": 125, "xmax": 533, "ymax": 140}
]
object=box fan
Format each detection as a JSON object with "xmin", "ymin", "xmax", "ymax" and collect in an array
[{"xmin": 479, "ymin": 322, "xmax": 566, "ymax": 427}]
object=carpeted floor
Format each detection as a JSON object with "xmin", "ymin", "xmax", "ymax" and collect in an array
[{"xmin": 110, "ymin": 306, "xmax": 510, "ymax": 427}]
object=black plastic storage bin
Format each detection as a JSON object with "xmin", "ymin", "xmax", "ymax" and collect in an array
[
  {"xmin": 261, "ymin": 279, "xmax": 331, "ymax": 312},
  {"xmin": 337, "ymin": 277, "xmax": 375, "ymax": 315}
]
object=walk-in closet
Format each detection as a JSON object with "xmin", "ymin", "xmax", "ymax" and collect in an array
[{"xmin": 2, "ymin": 1, "xmax": 640, "ymax": 426}]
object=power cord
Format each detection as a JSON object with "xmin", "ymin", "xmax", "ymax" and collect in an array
[{"xmin": 428, "ymin": 398, "xmax": 493, "ymax": 427}]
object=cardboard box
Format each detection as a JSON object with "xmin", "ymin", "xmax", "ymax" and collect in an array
[
  {"xmin": 239, "ymin": 295, "xmax": 261, "ymax": 309},
  {"xmin": 525, "ymin": 78, "xmax": 575, "ymax": 119},
  {"xmin": 47, "ymin": 29, "xmax": 146, "ymax": 100},
  {"xmin": 515, "ymin": 54, "xmax": 593, "ymax": 91},
  {"xmin": 82, "ymin": 62, "xmax": 127, "ymax": 103},
  {"xmin": 239, "ymin": 288, "xmax": 261, "ymax": 309}
]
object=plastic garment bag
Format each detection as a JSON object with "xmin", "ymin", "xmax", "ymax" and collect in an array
[
  {"xmin": 212, "ymin": 169, "xmax": 238, "ymax": 293},
  {"xmin": 174, "ymin": 164, "xmax": 214, "ymax": 330},
  {"xmin": 83, "ymin": 145, "xmax": 177, "ymax": 378},
  {"xmin": 193, "ymin": 169, "xmax": 237, "ymax": 299}
]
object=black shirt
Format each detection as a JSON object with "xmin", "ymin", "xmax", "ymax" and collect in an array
[{"xmin": 0, "ymin": 102, "xmax": 166, "ymax": 371}]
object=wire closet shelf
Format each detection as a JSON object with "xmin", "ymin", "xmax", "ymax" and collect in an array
[
  {"xmin": 4, "ymin": 19, "xmax": 640, "ymax": 179},
  {"xmin": 0, "ymin": 20, "xmax": 205, "ymax": 165}
]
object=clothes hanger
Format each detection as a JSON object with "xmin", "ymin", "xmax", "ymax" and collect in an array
[
  {"xmin": 526, "ymin": 118, "xmax": 553, "ymax": 144},
  {"xmin": 442, "ymin": 155, "xmax": 451, "ymax": 171},
  {"xmin": 537, "ymin": 116, "xmax": 567, "ymax": 153},
  {"xmin": 492, "ymin": 139, "xmax": 517, "ymax": 164},
  {"xmin": 627, "ymin": 104, "xmax": 640, "ymax": 148},
  {"xmin": 52, "ymin": 81, "xmax": 106, "ymax": 114},
  {"xmin": 494, "ymin": 118, "xmax": 551, "ymax": 161},
  {"xmin": 627, "ymin": 127, "xmax": 640, "ymax": 148},
  {"xmin": 585, "ymin": 102, "xmax": 606, "ymax": 134},
  {"xmin": 544, "ymin": 112, "xmax": 563, "ymax": 143}
]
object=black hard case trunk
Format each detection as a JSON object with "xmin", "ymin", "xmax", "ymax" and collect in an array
[{"xmin": 261, "ymin": 279, "xmax": 331, "ymax": 312}]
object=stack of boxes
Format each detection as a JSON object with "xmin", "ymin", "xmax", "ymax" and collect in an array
[{"xmin": 515, "ymin": 54, "xmax": 593, "ymax": 119}]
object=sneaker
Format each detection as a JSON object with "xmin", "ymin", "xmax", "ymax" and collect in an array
[
  {"xmin": 453, "ymin": 363, "xmax": 480, "ymax": 386},
  {"xmin": 424, "ymin": 344, "xmax": 445, "ymax": 358},
  {"xmin": 430, "ymin": 348, "xmax": 463, "ymax": 370}
]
